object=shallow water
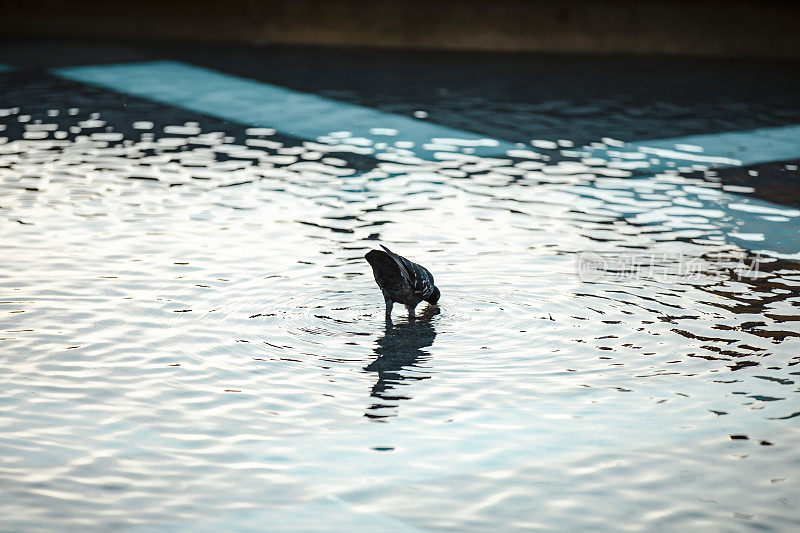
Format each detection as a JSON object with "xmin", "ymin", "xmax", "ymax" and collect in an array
[{"xmin": 1, "ymin": 66, "xmax": 800, "ymax": 531}]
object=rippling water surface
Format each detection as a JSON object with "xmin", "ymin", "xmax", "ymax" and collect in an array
[{"xmin": 1, "ymin": 66, "xmax": 799, "ymax": 531}]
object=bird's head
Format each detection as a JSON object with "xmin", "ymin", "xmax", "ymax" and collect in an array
[{"xmin": 425, "ymin": 286, "xmax": 441, "ymax": 305}]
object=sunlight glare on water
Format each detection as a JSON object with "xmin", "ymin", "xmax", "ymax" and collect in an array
[{"xmin": 1, "ymin": 86, "xmax": 799, "ymax": 531}]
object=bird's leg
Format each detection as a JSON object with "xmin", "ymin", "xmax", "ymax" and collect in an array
[
  {"xmin": 383, "ymin": 294, "xmax": 393, "ymax": 320},
  {"xmin": 406, "ymin": 304, "xmax": 415, "ymax": 322}
]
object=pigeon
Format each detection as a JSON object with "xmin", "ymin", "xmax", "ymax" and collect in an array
[{"xmin": 365, "ymin": 245, "xmax": 440, "ymax": 321}]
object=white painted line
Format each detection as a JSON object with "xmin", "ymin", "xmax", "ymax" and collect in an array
[
  {"xmin": 52, "ymin": 60, "xmax": 800, "ymax": 171},
  {"xmin": 586, "ymin": 125, "xmax": 800, "ymax": 174},
  {"xmin": 50, "ymin": 60, "xmax": 800, "ymax": 257},
  {"xmin": 53, "ymin": 60, "xmax": 513, "ymax": 159}
]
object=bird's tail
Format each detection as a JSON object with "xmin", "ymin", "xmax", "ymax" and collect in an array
[{"xmin": 365, "ymin": 250, "xmax": 405, "ymax": 286}]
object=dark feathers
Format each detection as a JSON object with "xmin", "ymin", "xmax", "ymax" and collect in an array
[{"xmin": 365, "ymin": 245, "xmax": 440, "ymax": 319}]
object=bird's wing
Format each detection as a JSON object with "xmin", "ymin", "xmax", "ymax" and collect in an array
[
  {"xmin": 414, "ymin": 267, "xmax": 435, "ymax": 298},
  {"xmin": 380, "ymin": 245, "xmax": 435, "ymax": 298},
  {"xmin": 380, "ymin": 245, "xmax": 415, "ymax": 286}
]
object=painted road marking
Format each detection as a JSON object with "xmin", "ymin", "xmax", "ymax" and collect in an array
[
  {"xmin": 589, "ymin": 125, "xmax": 800, "ymax": 175},
  {"xmin": 51, "ymin": 60, "xmax": 800, "ymax": 257},
  {"xmin": 53, "ymin": 60, "xmax": 509, "ymax": 160},
  {"xmin": 53, "ymin": 60, "xmax": 800, "ymax": 170}
]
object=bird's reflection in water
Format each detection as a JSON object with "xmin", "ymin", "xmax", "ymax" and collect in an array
[{"xmin": 363, "ymin": 306, "xmax": 439, "ymax": 420}]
